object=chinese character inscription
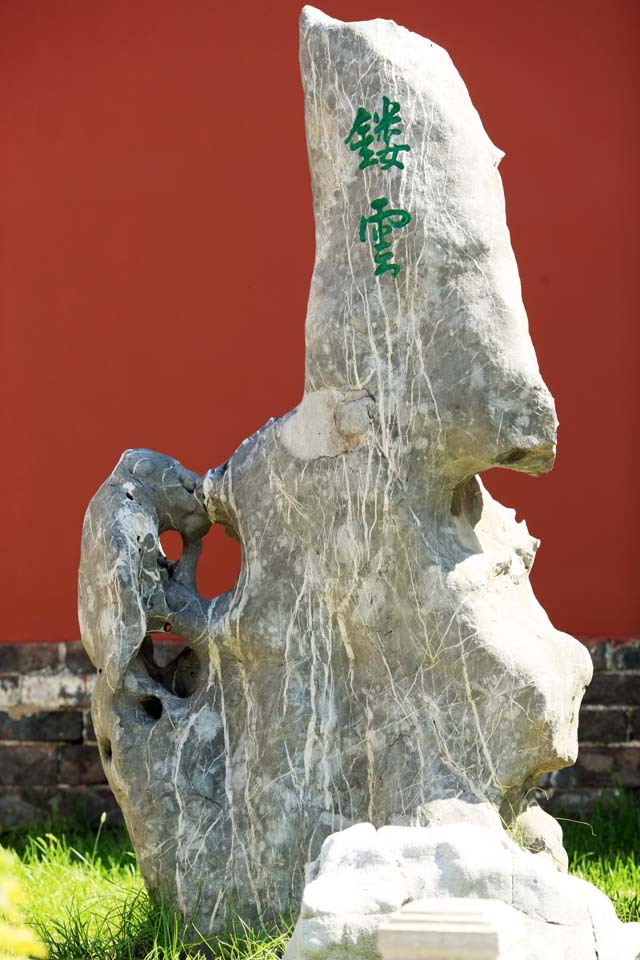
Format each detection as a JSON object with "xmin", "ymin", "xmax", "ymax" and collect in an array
[{"xmin": 345, "ymin": 95, "xmax": 412, "ymax": 279}]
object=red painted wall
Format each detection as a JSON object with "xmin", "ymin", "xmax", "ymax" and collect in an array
[{"xmin": 1, "ymin": 0, "xmax": 638, "ymax": 643}]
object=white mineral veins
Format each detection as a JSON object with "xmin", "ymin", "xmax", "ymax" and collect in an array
[
  {"xmin": 79, "ymin": 4, "xmax": 598, "ymax": 939},
  {"xmin": 284, "ymin": 822, "xmax": 640, "ymax": 960}
]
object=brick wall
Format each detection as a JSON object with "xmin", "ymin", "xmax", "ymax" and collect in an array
[
  {"xmin": 0, "ymin": 642, "xmax": 118, "ymax": 827},
  {"xmin": 541, "ymin": 637, "xmax": 640, "ymax": 812},
  {"xmin": 0, "ymin": 639, "xmax": 638, "ymax": 827}
]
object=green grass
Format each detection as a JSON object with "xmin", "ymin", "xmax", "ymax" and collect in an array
[
  {"xmin": 0, "ymin": 816, "xmax": 292, "ymax": 960},
  {"xmin": 558, "ymin": 790, "xmax": 640, "ymax": 923},
  {"xmin": 1, "ymin": 793, "xmax": 638, "ymax": 959}
]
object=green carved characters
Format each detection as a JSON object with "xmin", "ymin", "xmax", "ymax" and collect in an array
[
  {"xmin": 359, "ymin": 198, "xmax": 412, "ymax": 280},
  {"xmin": 344, "ymin": 95, "xmax": 412, "ymax": 279},
  {"xmin": 344, "ymin": 96, "xmax": 410, "ymax": 171}
]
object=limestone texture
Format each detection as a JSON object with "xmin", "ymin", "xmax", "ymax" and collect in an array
[
  {"xmin": 284, "ymin": 822, "xmax": 640, "ymax": 960},
  {"xmin": 79, "ymin": 5, "xmax": 594, "ymax": 935}
]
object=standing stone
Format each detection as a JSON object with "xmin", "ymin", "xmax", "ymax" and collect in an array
[{"xmin": 79, "ymin": 6, "xmax": 593, "ymax": 934}]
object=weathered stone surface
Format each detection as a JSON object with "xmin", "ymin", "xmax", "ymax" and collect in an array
[
  {"xmin": 510, "ymin": 801, "xmax": 568, "ymax": 872},
  {"xmin": 78, "ymin": 6, "xmax": 592, "ymax": 933},
  {"xmin": 284, "ymin": 822, "xmax": 640, "ymax": 960},
  {"xmin": 83, "ymin": 710, "xmax": 97, "ymax": 743}
]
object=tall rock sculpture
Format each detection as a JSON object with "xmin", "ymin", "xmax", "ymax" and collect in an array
[{"xmin": 79, "ymin": 5, "xmax": 593, "ymax": 936}]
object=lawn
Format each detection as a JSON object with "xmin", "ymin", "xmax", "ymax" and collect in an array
[{"xmin": 1, "ymin": 793, "xmax": 638, "ymax": 960}]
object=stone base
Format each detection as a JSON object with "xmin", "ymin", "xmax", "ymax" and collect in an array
[{"xmin": 284, "ymin": 822, "xmax": 640, "ymax": 960}]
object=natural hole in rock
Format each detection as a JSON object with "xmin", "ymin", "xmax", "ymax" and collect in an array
[
  {"xmin": 140, "ymin": 635, "xmax": 201, "ymax": 698},
  {"xmin": 196, "ymin": 521, "xmax": 242, "ymax": 600},
  {"xmin": 478, "ymin": 469, "xmax": 547, "ymax": 593},
  {"xmin": 102, "ymin": 739, "xmax": 112, "ymax": 760},
  {"xmin": 159, "ymin": 530, "xmax": 182, "ymax": 562},
  {"xmin": 494, "ymin": 446, "xmax": 528, "ymax": 466},
  {"xmin": 125, "ymin": 492, "xmax": 134, "ymax": 501},
  {"xmin": 451, "ymin": 475, "xmax": 482, "ymax": 521},
  {"xmin": 482, "ymin": 468, "xmax": 538, "ymax": 528},
  {"xmin": 140, "ymin": 695, "xmax": 163, "ymax": 721}
]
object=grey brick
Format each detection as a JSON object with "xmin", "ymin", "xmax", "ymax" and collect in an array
[
  {"xmin": 549, "ymin": 746, "xmax": 640, "ymax": 789},
  {"xmin": 0, "ymin": 785, "xmax": 121, "ymax": 828},
  {"xmin": 610, "ymin": 641, "xmax": 640, "ymax": 671},
  {"xmin": 63, "ymin": 643, "xmax": 95, "ymax": 675},
  {"xmin": 581, "ymin": 639, "xmax": 609, "ymax": 672},
  {"xmin": 0, "ymin": 744, "xmax": 57, "ymax": 785},
  {"xmin": 56, "ymin": 785, "xmax": 121, "ymax": 826},
  {"xmin": 582, "ymin": 673, "xmax": 640, "ymax": 707},
  {"xmin": 0, "ymin": 643, "xmax": 60, "ymax": 674},
  {"xmin": 0, "ymin": 711, "xmax": 83, "ymax": 743},
  {"xmin": 0, "ymin": 786, "xmax": 56, "ymax": 827},
  {"xmin": 58, "ymin": 745, "xmax": 106, "ymax": 785},
  {"xmin": 578, "ymin": 708, "xmax": 627, "ymax": 743},
  {"xmin": 0, "ymin": 676, "xmax": 20, "ymax": 709}
]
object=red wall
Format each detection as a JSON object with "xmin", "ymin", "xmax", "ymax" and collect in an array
[{"xmin": 1, "ymin": 0, "xmax": 638, "ymax": 643}]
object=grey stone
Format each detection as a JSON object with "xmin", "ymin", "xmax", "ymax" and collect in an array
[
  {"xmin": 78, "ymin": 6, "xmax": 592, "ymax": 934},
  {"xmin": 508, "ymin": 801, "xmax": 568, "ymax": 872}
]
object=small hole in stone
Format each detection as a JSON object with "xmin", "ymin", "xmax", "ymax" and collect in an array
[
  {"xmin": 140, "ymin": 696, "xmax": 163, "ymax": 721},
  {"xmin": 159, "ymin": 530, "xmax": 182, "ymax": 562},
  {"xmin": 102, "ymin": 739, "xmax": 113, "ymax": 760},
  {"xmin": 126, "ymin": 492, "xmax": 134, "ymax": 501},
  {"xmin": 197, "ymin": 522, "xmax": 242, "ymax": 599},
  {"xmin": 140, "ymin": 635, "xmax": 202, "ymax": 698}
]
